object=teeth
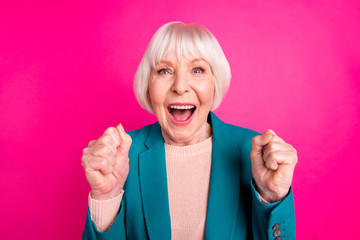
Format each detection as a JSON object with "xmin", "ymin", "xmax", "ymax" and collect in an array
[{"xmin": 170, "ymin": 105, "xmax": 195, "ymax": 110}]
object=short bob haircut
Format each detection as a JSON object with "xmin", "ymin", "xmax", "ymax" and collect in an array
[{"xmin": 134, "ymin": 22, "xmax": 231, "ymax": 114}]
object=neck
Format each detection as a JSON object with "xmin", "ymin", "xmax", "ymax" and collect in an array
[{"xmin": 161, "ymin": 122, "xmax": 212, "ymax": 146}]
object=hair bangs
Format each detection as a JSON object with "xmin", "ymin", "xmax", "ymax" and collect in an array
[{"xmin": 147, "ymin": 25, "xmax": 206, "ymax": 67}]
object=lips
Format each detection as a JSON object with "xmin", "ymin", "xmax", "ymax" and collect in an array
[{"xmin": 168, "ymin": 103, "xmax": 196, "ymax": 125}]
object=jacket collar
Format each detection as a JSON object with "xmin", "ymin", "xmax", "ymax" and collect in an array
[{"xmin": 138, "ymin": 112, "xmax": 240, "ymax": 239}]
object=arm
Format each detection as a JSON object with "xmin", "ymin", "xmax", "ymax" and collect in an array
[
  {"xmin": 250, "ymin": 130, "xmax": 297, "ymax": 239},
  {"xmin": 82, "ymin": 196, "xmax": 127, "ymax": 240},
  {"xmin": 88, "ymin": 190, "xmax": 124, "ymax": 232},
  {"xmin": 251, "ymin": 180, "xmax": 296, "ymax": 240},
  {"xmin": 81, "ymin": 124, "xmax": 132, "ymax": 240}
]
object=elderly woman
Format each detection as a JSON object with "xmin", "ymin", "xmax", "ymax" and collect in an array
[{"xmin": 81, "ymin": 22, "xmax": 297, "ymax": 240}]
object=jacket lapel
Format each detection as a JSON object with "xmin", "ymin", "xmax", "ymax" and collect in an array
[
  {"xmin": 205, "ymin": 112, "xmax": 241, "ymax": 239},
  {"xmin": 138, "ymin": 122, "xmax": 171, "ymax": 240}
]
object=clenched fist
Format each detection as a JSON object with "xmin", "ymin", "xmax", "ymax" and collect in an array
[
  {"xmin": 81, "ymin": 124, "xmax": 132, "ymax": 200},
  {"xmin": 250, "ymin": 129, "xmax": 298, "ymax": 203}
]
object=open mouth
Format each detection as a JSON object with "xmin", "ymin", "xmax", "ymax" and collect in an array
[{"xmin": 168, "ymin": 104, "xmax": 196, "ymax": 122}]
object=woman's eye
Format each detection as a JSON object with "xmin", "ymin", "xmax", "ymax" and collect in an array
[
  {"xmin": 157, "ymin": 69, "xmax": 171, "ymax": 75},
  {"xmin": 193, "ymin": 68, "xmax": 205, "ymax": 74}
]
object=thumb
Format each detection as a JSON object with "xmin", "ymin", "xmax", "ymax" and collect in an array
[
  {"xmin": 116, "ymin": 124, "xmax": 132, "ymax": 156},
  {"xmin": 251, "ymin": 130, "xmax": 275, "ymax": 154}
]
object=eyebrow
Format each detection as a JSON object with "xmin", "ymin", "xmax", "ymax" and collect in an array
[
  {"xmin": 191, "ymin": 58, "xmax": 204, "ymax": 63},
  {"xmin": 156, "ymin": 60, "xmax": 174, "ymax": 66}
]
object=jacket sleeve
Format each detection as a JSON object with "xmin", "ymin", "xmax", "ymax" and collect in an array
[
  {"xmin": 251, "ymin": 180, "xmax": 296, "ymax": 240},
  {"xmin": 82, "ymin": 199, "xmax": 127, "ymax": 240},
  {"xmin": 81, "ymin": 129, "xmax": 142, "ymax": 240}
]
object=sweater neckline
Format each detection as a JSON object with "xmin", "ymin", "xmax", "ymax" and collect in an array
[{"xmin": 164, "ymin": 136, "xmax": 213, "ymax": 156}]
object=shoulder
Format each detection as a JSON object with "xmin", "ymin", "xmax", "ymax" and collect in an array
[
  {"xmin": 125, "ymin": 123, "xmax": 156, "ymax": 152},
  {"xmin": 220, "ymin": 123, "xmax": 259, "ymax": 157},
  {"xmin": 210, "ymin": 112, "xmax": 261, "ymax": 165},
  {"xmin": 222, "ymin": 122, "xmax": 259, "ymax": 141},
  {"xmin": 126, "ymin": 123, "xmax": 153, "ymax": 140},
  {"xmin": 210, "ymin": 112, "xmax": 260, "ymax": 146},
  {"xmin": 211, "ymin": 113, "xmax": 259, "ymax": 181}
]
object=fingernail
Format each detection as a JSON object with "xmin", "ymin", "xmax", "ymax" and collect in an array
[
  {"xmin": 117, "ymin": 124, "xmax": 125, "ymax": 140},
  {"xmin": 119, "ymin": 123, "xmax": 124, "ymax": 132}
]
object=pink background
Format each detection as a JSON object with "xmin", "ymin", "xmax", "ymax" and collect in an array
[{"xmin": 1, "ymin": 0, "xmax": 359, "ymax": 239}]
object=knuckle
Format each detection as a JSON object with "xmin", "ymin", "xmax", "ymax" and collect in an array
[
  {"xmin": 99, "ymin": 158, "xmax": 110, "ymax": 168},
  {"xmin": 99, "ymin": 145, "xmax": 110, "ymax": 155},
  {"xmin": 292, "ymin": 146, "xmax": 297, "ymax": 154},
  {"xmin": 91, "ymin": 157, "xmax": 106, "ymax": 169},
  {"xmin": 83, "ymin": 147, "xmax": 88, "ymax": 154},
  {"xmin": 98, "ymin": 157, "xmax": 106, "ymax": 166},
  {"xmin": 293, "ymin": 154, "xmax": 298, "ymax": 164},
  {"xmin": 92, "ymin": 145, "xmax": 108, "ymax": 157},
  {"xmin": 81, "ymin": 155, "xmax": 86, "ymax": 163},
  {"xmin": 88, "ymin": 140, "xmax": 95, "ymax": 147},
  {"xmin": 105, "ymin": 126, "xmax": 116, "ymax": 134},
  {"xmin": 265, "ymin": 161, "xmax": 272, "ymax": 169},
  {"xmin": 81, "ymin": 156, "xmax": 92, "ymax": 167},
  {"xmin": 267, "ymin": 142, "xmax": 275, "ymax": 149},
  {"xmin": 105, "ymin": 127, "xmax": 118, "ymax": 140},
  {"xmin": 263, "ymin": 129, "xmax": 273, "ymax": 135},
  {"xmin": 101, "ymin": 134, "xmax": 112, "ymax": 144},
  {"xmin": 110, "ymin": 127, "xmax": 118, "ymax": 136},
  {"xmin": 268, "ymin": 152, "xmax": 276, "ymax": 160}
]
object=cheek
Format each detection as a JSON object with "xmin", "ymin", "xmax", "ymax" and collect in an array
[
  {"xmin": 149, "ymin": 80, "xmax": 167, "ymax": 108},
  {"xmin": 197, "ymin": 81, "xmax": 215, "ymax": 105}
]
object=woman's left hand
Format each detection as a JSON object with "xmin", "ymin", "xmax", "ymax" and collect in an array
[{"xmin": 250, "ymin": 129, "xmax": 298, "ymax": 203}]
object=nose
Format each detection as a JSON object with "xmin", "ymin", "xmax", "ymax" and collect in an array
[{"xmin": 171, "ymin": 72, "xmax": 190, "ymax": 95}]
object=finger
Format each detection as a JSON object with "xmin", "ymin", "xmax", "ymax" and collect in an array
[
  {"xmin": 97, "ymin": 133, "xmax": 116, "ymax": 148},
  {"xmin": 82, "ymin": 154, "xmax": 114, "ymax": 175},
  {"xmin": 88, "ymin": 140, "xmax": 96, "ymax": 147},
  {"xmin": 87, "ymin": 144, "xmax": 116, "ymax": 166},
  {"xmin": 103, "ymin": 127, "xmax": 121, "ymax": 147},
  {"xmin": 263, "ymin": 141, "xmax": 294, "ymax": 161},
  {"xmin": 265, "ymin": 129, "xmax": 287, "ymax": 143},
  {"xmin": 115, "ymin": 151, "xmax": 130, "ymax": 164},
  {"xmin": 116, "ymin": 124, "xmax": 132, "ymax": 156},
  {"xmin": 270, "ymin": 135, "xmax": 286, "ymax": 144},
  {"xmin": 263, "ymin": 129, "xmax": 276, "ymax": 135},
  {"xmin": 263, "ymin": 151, "xmax": 297, "ymax": 171},
  {"xmin": 251, "ymin": 131, "xmax": 274, "ymax": 154},
  {"xmin": 96, "ymin": 134, "xmax": 117, "ymax": 156}
]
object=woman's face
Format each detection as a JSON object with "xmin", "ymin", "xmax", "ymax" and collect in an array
[{"xmin": 148, "ymin": 53, "xmax": 215, "ymax": 145}]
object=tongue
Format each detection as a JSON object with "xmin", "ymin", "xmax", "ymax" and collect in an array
[{"xmin": 171, "ymin": 109, "xmax": 193, "ymax": 121}]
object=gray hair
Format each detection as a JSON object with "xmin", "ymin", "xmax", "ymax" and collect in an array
[{"xmin": 134, "ymin": 22, "xmax": 231, "ymax": 113}]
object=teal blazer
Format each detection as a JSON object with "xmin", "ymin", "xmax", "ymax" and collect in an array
[{"xmin": 82, "ymin": 112, "xmax": 295, "ymax": 239}]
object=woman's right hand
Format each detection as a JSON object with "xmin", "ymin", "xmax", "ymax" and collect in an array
[{"xmin": 81, "ymin": 124, "xmax": 132, "ymax": 200}]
